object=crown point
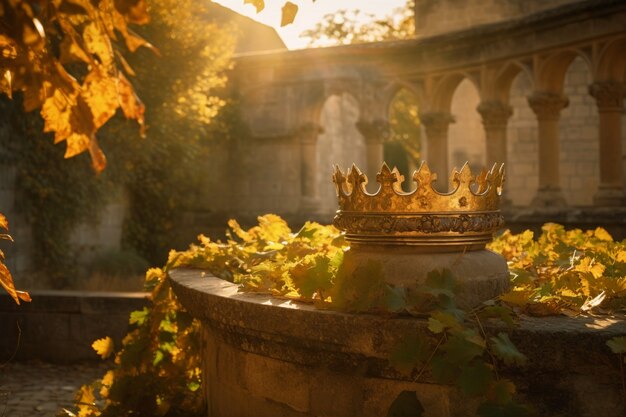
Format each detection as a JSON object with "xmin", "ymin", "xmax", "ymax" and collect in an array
[
  {"xmin": 476, "ymin": 168, "xmax": 489, "ymax": 194},
  {"xmin": 377, "ymin": 162, "xmax": 397, "ymax": 185}
]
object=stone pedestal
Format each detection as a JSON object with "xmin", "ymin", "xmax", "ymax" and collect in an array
[{"xmin": 344, "ymin": 246, "xmax": 510, "ymax": 310}]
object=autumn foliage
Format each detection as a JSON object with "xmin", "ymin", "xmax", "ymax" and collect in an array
[
  {"xmin": 0, "ymin": 0, "xmax": 153, "ymax": 173},
  {"xmin": 0, "ymin": 214, "xmax": 30, "ymax": 303}
]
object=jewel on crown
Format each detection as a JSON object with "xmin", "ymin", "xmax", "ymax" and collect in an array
[{"xmin": 332, "ymin": 162, "xmax": 505, "ymax": 249}]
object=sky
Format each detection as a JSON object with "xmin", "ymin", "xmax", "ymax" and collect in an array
[{"xmin": 213, "ymin": 0, "xmax": 408, "ymax": 49}]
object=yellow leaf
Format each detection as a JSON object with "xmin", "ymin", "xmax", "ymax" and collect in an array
[
  {"xmin": 92, "ymin": 336, "xmax": 114, "ymax": 359},
  {"xmin": 580, "ymin": 291, "xmax": 606, "ymax": 312},
  {"xmin": 281, "ymin": 2, "xmax": 298, "ymax": 26},
  {"xmin": 0, "ymin": 261, "xmax": 29, "ymax": 304},
  {"xmin": 75, "ymin": 384, "xmax": 98, "ymax": 417},
  {"xmin": 83, "ymin": 22, "xmax": 113, "ymax": 67},
  {"xmin": 617, "ymin": 251, "xmax": 626, "ymax": 263},
  {"xmin": 59, "ymin": 35, "xmax": 92, "ymax": 64},
  {"xmin": 42, "ymin": 87, "xmax": 75, "ymax": 143},
  {"xmin": 125, "ymin": 0, "xmax": 150, "ymax": 25},
  {"xmin": 594, "ymin": 227, "xmax": 613, "ymax": 242},
  {"xmin": 88, "ymin": 136, "xmax": 107, "ymax": 173},
  {"xmin": 118, "ymin": 74, "xmax": 145, "ymax": 132},
  {"xmin": 81, "ymin": 67, "xmax": 118, "ymax": 128},
  {"xmin": 0, "ymin": 261, "xmax": 19, "ymax": 304},
  {"xmin": 575, "ymin": 257, "xmax": 605, "ymax": 279},
  {"xmin": 499, "ymin": 289, "xmax": 533, "ymax": 306},
  {"xmin": 99, "ymin": 370, "xmax": 114, "ymax": 398},
  {"xmin": 64, "ymin": 133, "xmax": 91, "ymax": 158},
  {"xmin": 0, "ymin": 213, "xmax": 8, "ymax": 231},
  {"xmin": 244, "ymin": 0, "xmax": 265, "ymax": 13}
]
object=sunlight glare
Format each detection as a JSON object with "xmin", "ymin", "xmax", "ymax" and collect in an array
[{"xmin": 213, "ymin": 0, "xmax": 409, "ymax": 50}]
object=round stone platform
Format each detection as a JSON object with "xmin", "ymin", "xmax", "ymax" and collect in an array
[{"xmin": 170, "ymin": 268, "xmax": 626, "ymax": 417}]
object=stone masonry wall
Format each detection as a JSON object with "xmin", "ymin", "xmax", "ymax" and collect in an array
[
  {"xmin": 0, "ymin": 291, "xmax": 148, "ymax": 363},
  {"xmin": 414, "ymin": 0, "xmax": 584, "ymax": 37}
]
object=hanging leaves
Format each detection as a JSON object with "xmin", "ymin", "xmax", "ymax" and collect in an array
[
  {"xmin": 0, "ymin": 215, "xmax": 30, "ymax": 305},
  {"xmin": 0, "ymin": 0, "xmax": 153, "ymax": 174}
]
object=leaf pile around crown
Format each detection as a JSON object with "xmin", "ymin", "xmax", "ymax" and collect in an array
[{"xmin": 332, "ymin": 162, "xmax": 505, "ymax": 250}]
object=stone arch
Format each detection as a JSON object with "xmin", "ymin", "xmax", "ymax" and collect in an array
[
  {"xmin": 535, "ymin": 48, "xmax": 593, "ymax": 92},
  {"xmin": 493, "ymin": 61, "xmax": 534, "ymax": 103},
  {"xmin": 448, "ymin": 77, "xmax": 486, "ymax": 173},
  {"xmin": 381, "ymin": 80, "xmax": 427, "ymax": 113},
  {"xmin": 316, "ymin": 92, "xmax": 366, "ymax": 213},
  {"xmin": 595, "ymin": 37, "xmax": 626, "ymax": 82},
  {"xmin": 431, "ymin": 72, "xmax": 481, "ymax": 112}
]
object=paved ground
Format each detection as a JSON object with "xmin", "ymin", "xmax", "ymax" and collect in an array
[{"xmin": 0, "ymin": 361, "xmax": 108, "ymax": 417}]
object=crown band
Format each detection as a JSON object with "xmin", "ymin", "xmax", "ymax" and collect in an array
[{"xmin": 332, "ymin": 162, "xmax": 505, "ymax": 251}]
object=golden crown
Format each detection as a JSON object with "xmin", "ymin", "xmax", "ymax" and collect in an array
[{"xmin": 332, "ymin": 162, "xmax": 505, "ymax": 250}]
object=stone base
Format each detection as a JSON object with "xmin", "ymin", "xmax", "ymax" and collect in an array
[
  {"xmin": 593, "ymin": 185, "xmax": 625, "ymax": 206},
  {"xmin": 531, "ymin": 186, "xmax": 567, "ymax": 208},
  {"xmin": 344, "ymin": 247, "xmax": 510, "ymax": 309},
  {"xmin": 298, "ymin": 196, "xmax": 321, "ymax": 213}
]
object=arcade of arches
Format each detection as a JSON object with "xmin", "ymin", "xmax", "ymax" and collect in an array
[{"xmin": 212, "ymin": 0, "xmax": 626, "ymax": 234}]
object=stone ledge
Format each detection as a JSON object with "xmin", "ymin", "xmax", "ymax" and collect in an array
[
  {"xmin": 0, "ymin": 291, "xmax": 148, "ymax": 363},
  {"xmin": 170, "ymin": 268, "xmax": 626, "ymax": 417}
]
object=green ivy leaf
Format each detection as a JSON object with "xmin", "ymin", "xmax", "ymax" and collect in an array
[
  {"xmin": 428, "ymin": 311, "xmax": 463, "ymax": 334},
  {"xmin": 477, "ymin": 401, "xmax": 529, "ymax": 417},
  {"xmin": 385, "ymin": 285, "xmax": 407, "ymax": 313},
  {"xmin": 489, "ymin": 333, "xmax": 527, "ymax": 366},
  {"xmin": 607, "ymin": 336, "xmax": 626, "ymax": 354},
  {"xmin": 490, "ymin": 379, "xmax": 516, "ymax": 405},
  {"xmin": 478, "ymin": 306, "xmax": 516, "ymax": 327},
  {"xmin": 442, "ymin": 334, "xmax": 484, "ymax": 366},
  {"xmin": 458, "ymin": 360, "xmax": 493, "ymax": 397},
  {"xmin": 389, "ymin": 334, "xmax": 430, "ymax": 374},
  {"xmin": 427, "ymin": 317, "xmax": 445, "ymax": 334},
  {"xmin": 431, "ymin": 355, "xmax": 458, "ymax": 384},
  {"xmin": 387, "ymin": 391, "xmax": 425, "ymax": 417},
  {"xmin": 129, "ymin": 307, "xmax": 149, "ymax": 326}
]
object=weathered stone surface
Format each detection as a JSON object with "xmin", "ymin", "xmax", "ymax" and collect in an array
[
  {"xmin": 171, "ymin": 268, "xmax": 626, "ymax": 417},
  {"xmin": 344, "ymin": 247, "xmax": 510, "ymax": 309}
]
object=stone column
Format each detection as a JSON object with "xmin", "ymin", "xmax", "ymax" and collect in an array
[
  {"xmin": 356, "ymin": 119, "xmax": 390, "ymax": 185},
  {"xmin": 477, "ymin": 101, "xmax": 513, "ymax": 206},
  {"xmin": 477, "ymin": 101, "xmax": 513, "ymax": 165},
  {"xmin": 589, "ymin": 81, "xmax": 626, "ymax": 206},
  {"xmin": 420, "ymin": 112, "xmax": 455, "ymax": 188},
  {"xmin": 298, "ymin": 122, "xmax": 324, "ymax": 211},
  {"xmin": 527, "ymin": 92, "xmax": 569, "ymax": 207}
]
